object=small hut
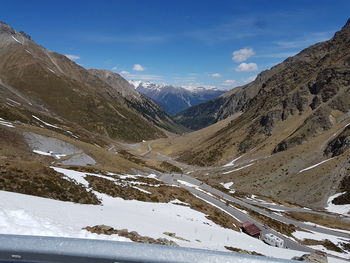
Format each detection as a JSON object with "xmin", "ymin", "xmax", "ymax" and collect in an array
[{"xmin": 241, "ymin": 222, "xmax": 261, "ymax": 238}]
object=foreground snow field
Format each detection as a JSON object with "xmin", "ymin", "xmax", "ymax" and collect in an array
[
  {"xmin": 0, "ymin": 165, "xmax": 348, "ymax": 262},
  {"xmin": 0, "ymin": 189, "xmax": 309, "ymax": 261}
]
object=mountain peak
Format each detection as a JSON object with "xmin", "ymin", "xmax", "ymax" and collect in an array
[
  {"xmin": 131, "ymin": 80, "xmax": 225, "ymax": 115},
  {"xmin": 0, "ymin": 21, "xmax": 31, "ymax": 40},
  {"xmin": 342, "ymin": 18, "xmax": 350, "ymax": 30},
  {"xmin": 0, "ymin": 21, "xmax": 16, "ymax": 35},
  {"xmin": 129, "ymin": 80, "xmax": 223, "ymax": 92}
]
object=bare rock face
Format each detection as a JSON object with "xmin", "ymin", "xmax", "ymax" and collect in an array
[{"xmin": 324, "ymin": 126, "xmax": 350, "ymax": 157}]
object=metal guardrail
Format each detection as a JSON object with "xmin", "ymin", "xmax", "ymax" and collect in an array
[{"xmin": 0, "ymin": 234, "xmax": 298, "ymax": 263}]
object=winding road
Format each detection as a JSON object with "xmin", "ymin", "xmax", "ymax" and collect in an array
[{"xmin": 157, "ymin": 173, "xmax": 350, "ymax": 259}]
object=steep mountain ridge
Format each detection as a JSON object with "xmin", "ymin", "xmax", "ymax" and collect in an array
[
  {"xmin": 175, "ymin": 19, "xmax": 350, "ymax": 166},
  {"xmin": 130, "ymin": 81, "xmax": 225, "ymax": 115},
  {"xmin": 0, "ymin": 22, "xmax": 183, "ymax": 142}
]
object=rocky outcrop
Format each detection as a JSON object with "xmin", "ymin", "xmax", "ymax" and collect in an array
[
  {"xmin": 292, "ymin": 252, "xmax": 328, "ymax": 263},
  {"xmin": 324, "ymin": 126, "xmax": 350, "ymax": 157},
  {"xmin": 331, "ymin": 176, "xmax": 350, "ymax": 205},
  {"xmin": 84, "ymin": 225, "xmax": 178, "ymax": 246},
  {"xmin": 225, "ymin": 246, "xmax": 264, "ymax": 257}
]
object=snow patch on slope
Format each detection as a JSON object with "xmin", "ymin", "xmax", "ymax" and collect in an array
[
  {"xmin": 0, "ymin": 118, "xmax": 14, "ymax": 128},
  {"xmin": 223, "ymin": 155, "xmax": 244, "ymax": 167},
  {"xmin": 11, "ymin": 35, "xmax": 21, "ymax": 44},
  {"xmin": 326, "ymin": 192, "xmax": 350, "ymax": 215},
  {"xmin": 221, "ymin": 182, "xmax": 234, "ymax": 190},
  {"xmin": 298, "ymin": 158, "xmax": 333, "ymax": 173},
  {"xmin": 223, "ymin": 163, "xmax": 254, "ymax": 174}
]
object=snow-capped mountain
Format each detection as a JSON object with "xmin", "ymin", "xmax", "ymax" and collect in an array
[{"xmin": 129, "ymin": 81, "xmax": 225, "ymax": 115}]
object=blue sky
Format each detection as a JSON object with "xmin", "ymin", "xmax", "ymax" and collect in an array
[{"xmin": 2, "ymin": 0, "xmax": 349, "ymax": 89}]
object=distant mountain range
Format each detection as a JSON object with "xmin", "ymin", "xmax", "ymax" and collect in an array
[{"xmin": 129, "ymin": 81, "xmax": 225, "ymax": 115}]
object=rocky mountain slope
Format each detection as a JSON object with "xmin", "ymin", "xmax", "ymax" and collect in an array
[
  {"xmin": 175, "ymin": 19, "xmax": 350, "ymax": 165},
  {"xmin": 0, "ymin": 22, "xmax": 183, "ymax": 143},
  {"xmin": 130, "ymin": 81, "xmax": 225, "ymax": 115},
  {"xmin": 148, "ymin": 19, "xmax": 350, "ymax": 208}
]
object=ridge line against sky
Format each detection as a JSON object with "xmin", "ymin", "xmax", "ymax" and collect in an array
[{"xmin": 1, "ymin": 0, "xmax": 349, "ymax": 90}]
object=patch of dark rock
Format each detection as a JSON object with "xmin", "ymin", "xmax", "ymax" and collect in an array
[
  {"xmin": 332, "ymin": 176, "xmax": 350, "ymax": 205},
  {"xmin": 273, "ymin": 141, "xmax": 288, "ymax": 153},
  {"xmin": 310, "ymin": 96, "xmax": 321, "ymax": 110},
  {"xmin": 84, "ymin": 225, "xmax": 178, "ymax": 246},
  {"xmin": 292, "ymin": 251, "xmax": 328, "ymax": 263},
  {"xmin": 224, "ymin": 246, "xmax": 264, "ymax": 257},
  {"xmin": 324, "ymin": 126, "xmax": 350, "ymax": 157}
]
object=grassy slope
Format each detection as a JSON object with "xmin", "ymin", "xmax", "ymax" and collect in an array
[{"xmin": 0, "ymin": 44, "xmax": 166, "ymax": 142}]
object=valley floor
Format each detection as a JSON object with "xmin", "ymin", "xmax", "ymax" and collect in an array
[{"xmin": 0, "ymin": 120, "xmax": 349, "ymax": 262}]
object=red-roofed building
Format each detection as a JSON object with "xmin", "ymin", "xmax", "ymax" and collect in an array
[{"xmin": 241, "ymin": 222, "xmax": 261, "ymax": 238}]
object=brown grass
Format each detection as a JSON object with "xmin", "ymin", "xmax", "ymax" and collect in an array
[
  {"xmin": 286, "ymin": 211, "xmax": 350, "ymax": 231},
  {"xmin": 0, "ymin": 160, "xmax": 100, "ymax": 204},
  {"xmin": 301, "ymin": 239, "xmax": 343, "ymax": 252},
  {"xmin": 85, "ymin": 175, "xmax": 154, "ymax": 202},
  {"xmin": 160, "ymin": 161, "xmax": 182, "ymax": 173},
  {"xmin": 247, "ymin": 210, "xmax": 299, "ymax": 237}
]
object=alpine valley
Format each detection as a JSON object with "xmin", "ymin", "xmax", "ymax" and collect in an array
[{"xmin": 0, "ymin": 18, "xmax": 350, "ymax": 262}]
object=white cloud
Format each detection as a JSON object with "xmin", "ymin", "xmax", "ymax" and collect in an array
[
  {"xmin": 120, "ymin": 71, "xmax": 130, "ymax": 75},
  {"xmin": 133, "ymin": 64, "xmax": 145, "ymax": 71},
  {"xmin": 222, "ymin": 80, "xmax": 237, "ymax": 86},
  {"xmin": 210, "ymin": 73, "xmax": 221, "ymax": 78},
  {"xmin": 235, "ymin": 62, "xmax": 258, "ymax": 72},
  {"xmin": 65, "ymin": 54, "xmax": 80, "ymax": 61},
  {"xmin": 111, "ymin": 66, "xmax": 118, "ymax": 71},
  {"xmin": 232, "ymin": 48, "xmax": 255, "ymax": 62}
]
